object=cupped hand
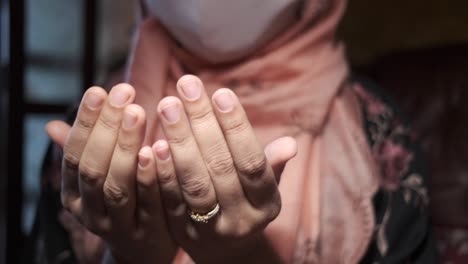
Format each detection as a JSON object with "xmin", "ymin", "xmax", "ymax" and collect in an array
[
  {"xmin": 46, "ymin": 84, "xmax": 176, "ymax": 264},
  {"xmin": 154, "ymin": 75, "xmax": 297, "ymax": 263}
]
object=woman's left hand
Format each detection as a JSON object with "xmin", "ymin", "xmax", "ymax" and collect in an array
[{"xmin": 154, "ymin": 75, "xmax": 297, "ymax": 263}]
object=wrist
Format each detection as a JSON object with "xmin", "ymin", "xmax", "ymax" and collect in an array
[
  {"xmin": 104, "ymin": 244, "xmax": 176, "ymax": 264},
  {"xmin": 231, "ymin": 235, "xmax": 283, "ymax": 264},
  {"xmin": 195, "ymin": 233, "xmax": 282, "ymax": 264}
]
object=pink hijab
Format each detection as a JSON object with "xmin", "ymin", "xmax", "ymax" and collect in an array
[{"xmin": 126, "ymin": 0, "xmax": 379, "ymax": 263}]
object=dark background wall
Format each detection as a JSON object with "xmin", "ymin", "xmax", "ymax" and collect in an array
[{"xmin": 340, "ymin": 0, "xmax": 468, "ymax": 65}]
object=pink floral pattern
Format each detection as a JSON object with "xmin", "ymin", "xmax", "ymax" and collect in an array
[
  {"xmin": 374, "ymin": 140, "xmax": 414, "ymax": 191},
  {"xmin": 354, "ymin": 84, "xmax": 428, "ymax": 204},
  {"xmin": 354, "ymin": 83, "xmax": 430, "ymax": 259}
]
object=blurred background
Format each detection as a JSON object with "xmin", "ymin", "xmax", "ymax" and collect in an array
[{"xmin": 1, "ymin": 0, "xmax": 468, "ymax": 263}]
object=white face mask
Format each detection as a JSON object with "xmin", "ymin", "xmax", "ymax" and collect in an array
[{"xmin": 145, "ymin": 0, "xmax": 300, "ymax": 63}]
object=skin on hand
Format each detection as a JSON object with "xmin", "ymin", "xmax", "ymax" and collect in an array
[
  {"xmin": 46, "ymin": 75, "xmax": 297, "ymax": 263},
  {"xmin": 59, "ymin": 210, "xmax": 105, "ymax": 264},
  {"xmin": 46, "ymin": 84, "xmax": 176, "ymax": 264},
  {"xmin": 154, "ymin": 75, "xmax": 297, "ymax": 263}
]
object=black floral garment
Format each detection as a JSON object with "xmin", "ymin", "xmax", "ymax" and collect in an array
[
  {"xmin": 354, "ymin": 77, "xmax": 439, "ymax": 264},
  {"xmin": 25, "ymin": 78, "xmax": 439, "ymax": 263}
]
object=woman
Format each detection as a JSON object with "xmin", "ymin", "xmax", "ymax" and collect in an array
[{"xmin": 33, "ymin": 0, "xmax": 437, "ymax": 263}]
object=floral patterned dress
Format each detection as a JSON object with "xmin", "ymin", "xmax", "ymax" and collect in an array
[{"xmin": 25, "ymin": 78, "xmax": 439, "ymax": 263}]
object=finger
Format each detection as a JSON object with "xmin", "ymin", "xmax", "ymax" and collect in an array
[
  {"xmin": 59, "ymin": 87, "xmax": 107, "ymax": 215},
  {"xmin": 264, "ymin": 137, "xmax": 298, "ymax": 183},
  {"xmin": 176, "ymin": 75, "xmax": 244, "ymax": 211},
  {"xmin": 46, "ymin": 120, "xmax": 71, "ymax": 148},
  {"xmin": 135, "ymin": 144, "xmax": 179, "ymax": 260},
  {"xmin": 136, "ymin": 146, "xmax": 162, "ymax": 226},
  {"xmin": 152, "ymin": 140, "xmax": 183, "ymax": 218},
  {"xmin": 104, "ymin": 104, "xmax": 145, "ymax": 232},
  {"xmin": 79, "ymin": 83, "xmax": 135, "ymax": 227},
  {"xmin": 157, "ymin": 96, "xmax": 217, "ymax": 214},
  {"xmin": 152, "ymin": 140, "xmax": 187, "ymax": 240},
  {"xmin": 212, "ymin": 89, "xmax": 278, "ymax": 208}
]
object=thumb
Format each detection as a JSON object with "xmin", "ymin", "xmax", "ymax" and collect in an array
[
  {"xmin": 264, "ymin": 136, "xmax": 298, "ymax": 183},
  {"xmin": 45, "ymin": 120, "xmax": 71, "ymax": 148}
]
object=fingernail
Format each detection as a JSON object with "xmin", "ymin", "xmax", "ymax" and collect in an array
[
  {"xmin": 153, "ymin": 140, "xmax": 170, "ymax": 160},
  {"xmin": 109, "ymin": 86, "xmax": 131, "ymax": 107},
  {"xmin": 161, "ymin": 103, "xmax": 180, "ymax": 123},
  {"xmin": 138, "ymin": 147, "xmax": 152, "ymax": 167},
  {"xmin": 214, "ymin": 91, "xmax": 234, "ymax": 112},
  {"xmin": 84, "ymin": 91, "xmax": 104, "ymax": 110},
  {"xmin": 179, "ymin": 78, "xmax": 201, "ymax": 100},
  {"xmin": 123, "ymin": 109, "xmax": 138, "ymax": 129}
]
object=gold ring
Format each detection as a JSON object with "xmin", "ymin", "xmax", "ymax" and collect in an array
[{"xmin": 188, "ymin": 203, "xmax": 220, "ymax": 224}]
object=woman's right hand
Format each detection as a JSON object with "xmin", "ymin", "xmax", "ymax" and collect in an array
[{"xmin": 46, "ymin": 84, "xmax": 176, "ymax": 264}]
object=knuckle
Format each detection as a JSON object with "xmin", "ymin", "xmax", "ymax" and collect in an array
[
  {"xmin": 138, "ymin": 174, "xmax": 157, "ymax": 188},
  {"xmin": 157, "ymin": 169, "xmax": 176, "ymax": 186},
  {"xmin": 103, "ymin": 182, "xmax": 129, "ymax": 208},
  {"xmin": 75, "ymin": 116, "xmax": 95, "ymax": 131},
  {"xmin": 223, "ymin": 119, "xmax": 249, "ymax": 136},
  {"xmin": 97, "ymin": 112, "xmax": 120, "ymax": 132},
  {"xmin": 117, "ymin": 138, "xmax": 137, "ymax": 153},
  {"xmin": 167, "ymin": 135, "xmax": 192, "ymax": 148},
  {"xmin": 206, "ymin": 151, "xmax": 235, "ymax": 177},
  {"xmin": 180, "ymin": 177, "xmax": 211, "ymax": 199},
  {"xmin": 79, "ymin": 163, "xmax": 106, "ymax": 185},
  {"xmin": 189, "ymin": 107, "xmax": 213, "ymax": 125},
  {"xmin": 237, "ymin": 153, "xmax": 267, "ymax": 180},
  {"xmin": 63, "ymin": 152, "xmax": 80, "ymax": 171}
]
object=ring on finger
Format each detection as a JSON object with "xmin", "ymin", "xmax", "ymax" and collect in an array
[{"xmin": 187, "ymin": 203, "xmax": 220, "ymax": 224}]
